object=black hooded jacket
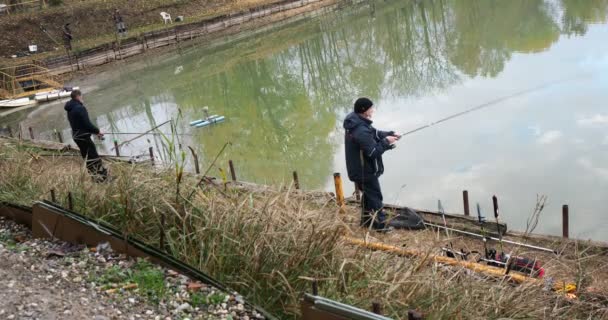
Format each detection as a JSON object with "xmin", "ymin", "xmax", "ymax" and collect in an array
[
  {"xmin": 343, "ymin": 112, "xmax": 394, "ymax": 182},
  {"xmin": 64, "ymin": 99, "xmax": 100, "ymax": 140}
]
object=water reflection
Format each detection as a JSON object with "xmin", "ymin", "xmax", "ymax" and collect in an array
[{"xmin": 5, "ymin": 0, "xmax": 608, "ymax": 238}]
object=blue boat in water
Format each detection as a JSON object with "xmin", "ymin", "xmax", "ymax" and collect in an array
[
  {"xmin": 194, "ymin": 116, "xmax": 226, "ymax": 128},
  {"xmin": 189, "ymin": 115, "xmax": 219, "ymax": 126}
]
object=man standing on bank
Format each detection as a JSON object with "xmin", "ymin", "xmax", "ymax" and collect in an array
[
  {"xmin": 113, "ymin": 9, "xmax": 127, "ymax": 37},
  {"xmin": 65, "ymin": 90, "xmax": 109, "ymax": 182},
  {"xmin": 344, "ymin": 97, "xmax": 400, "ymax": 231}
]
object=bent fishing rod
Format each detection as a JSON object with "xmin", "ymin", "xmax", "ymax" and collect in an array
[{"xmin": 396, "ymin": 78, "xmax": 575, "ymax": 139}]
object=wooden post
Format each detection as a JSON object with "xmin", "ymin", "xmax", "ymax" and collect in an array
[
  {"xmin": 67, "ymin": 192, "xmax": 73, "ymax": 210},
  {"xmin": 7, "ymin": 126, "xmax": 13, "ymax": 138},
  {"xmin": 354, "ymin": 183, "xmax": 361, "ymax": 201},
  {"xmin": 228, "ymin": 160, "xmax": 237, "ymax": 181},
  {"xmin": 50, "ymin": 189, "xmax": 56, "ymax": 203},
  {"xmin": 408, "ymin": 310, "xmax": 423, "ymax": 320},
  {"xmin": 292, "ymin": 171, "xmax": 300, "ymax": 190},
  {"xmin": 463, "ymin": 190, "xmax": 470, "ymax": 216},
  {"xmin": 372, "ymin": 302, "xmax": 382, "ymax": 315},
  {"xmin": 55, "ymin": 129, "xmax": 63, "ymax": 143},
  {"xmin": 333, "ymin": 173, "xmax": 345, "ymax": 211},
  {"xmin": 159, "ymin": 213, "xmax": 166, "ymax": 250},
  {"xmin": 28, "ymin": 127, "xmax": 34, "ymax": 140},
  {"xmin": 114, "ymin": 140, "xmax": 120, "ymax": 157},
  {"xmin": 149, "ymin": 147, "xmax": 154, "ymax": 165},
  {"xmin": 562, "ymin": 205, "xmax": 569, "ymax": 239},
  {"xmin": 142, "ymin": 33, "xmax": 147, "ymax": 50},
  {"xmin": 188, "ymin": 147, "xmax": 200, "ymax": 174}
]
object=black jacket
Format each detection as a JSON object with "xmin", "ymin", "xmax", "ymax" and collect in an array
[
  {"xmin": 343, "ymin": 112, "xmax": 394, "ymax": 182},
  {"xmin": 65, "ymin": 99, "xmax": 99, "ymax": 140}
]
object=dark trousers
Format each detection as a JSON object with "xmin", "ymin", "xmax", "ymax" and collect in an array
[
  {"xmin": 74, "ymin": 136, "xmax": 107, "ymax": 181},
  {"xmin": 356, "ymin": 176, "xmax": 386, "ymax": 228}
]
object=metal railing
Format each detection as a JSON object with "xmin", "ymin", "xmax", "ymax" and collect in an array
[{"xmin": 0, "ymin": 0, "xmax": 45, "ymax": 15}]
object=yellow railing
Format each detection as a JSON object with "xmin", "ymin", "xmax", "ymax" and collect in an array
[{"xmin": 0, "ymin": 64, "xmax": 60, "ymax": 99}]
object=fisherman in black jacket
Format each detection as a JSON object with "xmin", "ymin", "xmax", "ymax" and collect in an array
[
  {"xmin": 65, "ymin": 90, "xmax": 108, "ymax": 182},
  {"xmin": 344, "ymin": 97, "xmax": 400, "ymax": 231}
]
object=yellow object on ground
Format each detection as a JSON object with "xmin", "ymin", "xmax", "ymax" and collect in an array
[{"xmin": 343, "ymin": 237, "xmax": 576, "ymax": 293}]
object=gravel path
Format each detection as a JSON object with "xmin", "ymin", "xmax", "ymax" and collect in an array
[{"xmin": 0, "ymin": 217, "xmax": 263, "ymax": 320}]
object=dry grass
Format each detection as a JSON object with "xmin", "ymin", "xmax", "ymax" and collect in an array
[{"xmin": 1, "ymin": 137, "xmax": 607, "ymax": 319}]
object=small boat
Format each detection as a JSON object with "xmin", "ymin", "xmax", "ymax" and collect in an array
[
  {"xmin": 195, "ymin": 116, "xmax": 225, "ymax": 128},
  {"xmin": 190, "ymin": 115, "xmax": 219, "ymax": 126},
  {"xmin": 0, "ymin": 97, "xmax": 38, "ymax": 108},
  {"xmin": 34, "ymin": 86, "xmax": 80, "ymax": 103}
]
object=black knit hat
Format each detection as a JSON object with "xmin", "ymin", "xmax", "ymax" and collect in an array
[{"xmin": 354, "ymin": 97, "xmax": 374, "ymax": 113}]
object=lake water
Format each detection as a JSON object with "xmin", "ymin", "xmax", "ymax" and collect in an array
[{"xmin": 4, "ymin": 0, "xmax": 608, "ymax": 240}]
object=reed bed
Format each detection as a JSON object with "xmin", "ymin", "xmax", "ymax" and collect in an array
[{"xmin": 0, "ymin": 138, "xmax": 607, "ymax": 319}]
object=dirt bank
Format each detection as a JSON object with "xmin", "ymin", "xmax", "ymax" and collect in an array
[{"xmin": 0, "ymin": 0, "xmax": 282, "ymax": 62}]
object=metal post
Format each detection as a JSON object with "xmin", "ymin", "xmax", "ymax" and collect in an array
[
  {"xmin": 28, "ymin": 127, "xmax": 34, "ymax": 140},
  {"xmin": 50, "ymin": 189, "xmax": 56, "ymax": 203},
  {"xmin": 229, "ymin": 160, "xmax": 237, "ymax": 181},
  {"xmin": 149, "ymin": 147, "xmax": 154, "ymax": 165},
  {"xmin": 562, "ymin": 205, "xmax": 569, "ymax": 239},
  {"xmin": 292, "ymin": 171, "xmax": 300, "ymax": 190},
  {"xmin": 67, "ymin": 192, "xmax": 73, "ymax": 210},
  {"xmin": 372, "ymin": 302, "xmax": 382, "ymax": 315},
  {"xmin": 114, "ymin": 140, "xmax": 120, "ymax": 157},
  {"xmin": 333, "ymin": 173, "xmax": 345, "ymax": 210},
  {"xmin": 463, "ymin": 190, "xmax": 470, "ymax": 216},
  {"xmin": 311, "ymin": 279, "xmax": 318, "ymax": 296}
]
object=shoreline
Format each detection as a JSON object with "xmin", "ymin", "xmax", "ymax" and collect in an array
[{"xmin": 37, "ymin": 0, "xmax": 352, "ymax": 77}]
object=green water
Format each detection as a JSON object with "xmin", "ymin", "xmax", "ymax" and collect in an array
[{"xmin": 6, "ymin": 0, "xmax": 608, "ymax": 240}]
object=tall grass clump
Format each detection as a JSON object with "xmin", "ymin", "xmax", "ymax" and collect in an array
[{"xmin": 0, "ymin": 137, "xmax": 607, "ymax": 319}]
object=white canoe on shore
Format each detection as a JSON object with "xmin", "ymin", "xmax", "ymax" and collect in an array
[
  {"xmin": 0, "ymin": 97, "xmax": 38, "ymax": 108},
  {"xmin": 34, "ymin": 86, "xmax": 80, "ymax": 102}
]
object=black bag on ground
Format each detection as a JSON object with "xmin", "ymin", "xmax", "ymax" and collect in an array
[{"xmin": 388, "ymin": 207, "xmax": 425, "ymax": 230}]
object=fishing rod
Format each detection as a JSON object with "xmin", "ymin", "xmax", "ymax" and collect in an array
[
  {"xmin": 397, "ymin": 79, "xmax": 573, "ymax": 139},
  {"xmin": 438, "ymin": 199, "xmax": 449, "ymax": 238},
  {"xmin": 105, "ymin": 132, "xmax": 194, "ymax": 136},
  {"xmin": 39, "ymin": 24, "xmax": 62, "ymax": 47},
  {"xmin": 424, "ymin": 221, "xmax": 557, "ymax": 254},
  {"xmin": 111, "ymin": 119, "xmax": 173, "ymax": 149},
  {"xmin": 476, "ymin": 203, "xmax": 489, "ymax": 258}
]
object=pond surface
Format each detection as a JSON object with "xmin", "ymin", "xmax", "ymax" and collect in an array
[{"xmin": 5, "ymin": 0, "xmax": 608, "ymax": 240}]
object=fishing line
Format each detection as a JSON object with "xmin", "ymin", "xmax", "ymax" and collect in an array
[{"xmin": 397, "ymin": 77, "xmax": 579, "ymax": 139}]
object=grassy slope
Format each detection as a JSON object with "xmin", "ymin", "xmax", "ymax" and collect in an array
[{"xmin": 0, "ymin": 137, "xmax": 607, "ymax": 319}]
